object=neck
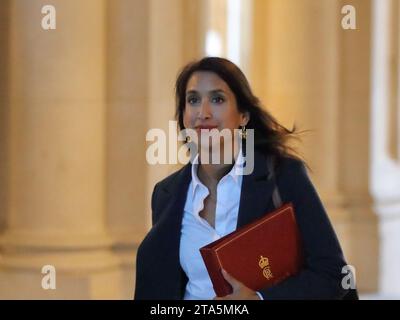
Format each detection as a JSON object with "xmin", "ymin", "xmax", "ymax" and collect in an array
[
  {"xmin": 196, "ymin": 147, "xmax": 240, "ymax": 186},
  {"xmin": 197, "ymin": 162, "xmax": 234, "ymax": 186}
]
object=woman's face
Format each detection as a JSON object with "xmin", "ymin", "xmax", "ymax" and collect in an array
[{"xmin": 183, "ymin": 71, "xmax": 249, "ymax": 155}]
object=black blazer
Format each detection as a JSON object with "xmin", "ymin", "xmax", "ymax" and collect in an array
[{"xmin": 134, "ymin": 150, "xmax": 357, "ymax": 300}]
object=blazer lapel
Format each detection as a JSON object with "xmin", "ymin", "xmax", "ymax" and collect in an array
[
  {"xmin": 154, "ymin": 164, "xmax": 192, "ymax": 299},
  {"xmin": 236, "ymin": 150, "xmax": 277, "ymax": 228},
  {"xmin": 156, "ymin": 165, "xmax": 191, "ymax": 228}
]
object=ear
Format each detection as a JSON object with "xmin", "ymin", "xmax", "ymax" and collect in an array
[{"xmin": 240, "ymin": 111, "xmax": 250, "ymax": 126}]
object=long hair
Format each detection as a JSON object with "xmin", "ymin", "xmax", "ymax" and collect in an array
[{"xmin": 174, "ymin": 57, "xmax": 308, "ymax": 168}]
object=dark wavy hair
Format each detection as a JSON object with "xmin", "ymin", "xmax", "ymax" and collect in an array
[{"xmin": 174, "ymin": 57, "xmax": 307, "ymax": 167}]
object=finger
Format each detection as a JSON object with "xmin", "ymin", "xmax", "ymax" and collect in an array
[{"xmin": 221, "ymin": 269, "xmax": 240, "ymax": 289}]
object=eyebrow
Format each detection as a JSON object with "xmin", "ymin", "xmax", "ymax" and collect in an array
[{"xmin": 186, "ymin": 89, "xmax": 226, "ymax": 95}]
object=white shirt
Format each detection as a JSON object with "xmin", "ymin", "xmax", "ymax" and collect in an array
[{"xmin": 179, "ymin": 151, "xmax": 264, "ymax": 300}]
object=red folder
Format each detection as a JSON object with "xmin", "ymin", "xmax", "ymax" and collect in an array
[{"xmin": 199, "ymin": 203, "xmax": 304, "ymax": 297}]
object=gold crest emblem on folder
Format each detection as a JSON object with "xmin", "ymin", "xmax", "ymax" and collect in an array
[{"xmin": 259, "ymin": 255, "xmax": 273, "ymax": 280}]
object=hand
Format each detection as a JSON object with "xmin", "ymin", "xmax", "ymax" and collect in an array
[{"xmin": 213, "ymin": 269, "xmax": 262, "ymax": 300}]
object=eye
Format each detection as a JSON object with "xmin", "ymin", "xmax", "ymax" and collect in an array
[
  {"xmin": 211, "ymin": 96, "xmax": 225, "ymax": 104},
  {"xmin": 187, "ymin": 96, "xmax": 200, "ymax": 105}
]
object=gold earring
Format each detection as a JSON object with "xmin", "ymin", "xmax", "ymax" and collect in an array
[{"xmin": 240, "ymin": 125, "xmax": 247, "ymax": 140}]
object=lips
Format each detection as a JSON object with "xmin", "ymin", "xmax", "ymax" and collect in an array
[{"xmin": 195, "ymin": 125, "xmax": 218, "ymax": 130}]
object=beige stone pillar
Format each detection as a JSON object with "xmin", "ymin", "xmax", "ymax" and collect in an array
[
  {"xmin": 183, "ymin": 0, "xmax": 207, "ymax": 61},
  {"xmin": 249, "ymin": 0, "xmax": 379, "ymax": 292},
  {"xmin": 106, "ymin": 0, "xmax": 150, "ymax": 299},
  {"xmin": 250, "ymin": 0, "xmax": 346, "ymax": 210},
  {"xmin": 145, "ymin": 0, "xmax": 205, "ymax": 230},
  {"xmin": 0, "ymin": 0, "xmax": 11, "ymax": 236},
  {"xmin": 0, "ymin": 0, "xmax": 122, "ymax": 299},
  {"xmin": 339, "ymin": 0, "xmax": 378, "ymax": 293},
  {"xmin": 371, "ymin": 0, "xmax": 400, "ymax": 297},
  {"xmin": 204, "ymin": 0, "xmax": 227, "ymax": 56}
]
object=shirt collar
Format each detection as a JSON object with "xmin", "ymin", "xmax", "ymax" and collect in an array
[{"xmin": 190, "ymin": 148, "xmax": 245, "ymax": 196}]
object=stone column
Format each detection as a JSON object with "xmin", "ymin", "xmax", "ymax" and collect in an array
[
  {"xmin": 250, "ymin": 0, "xmax": 346, "ymax": 210},
  {"xmin": 183, "ymin": 0, "xmax": 207, "ymax": 61},
  {"xmin": 0, "ymin": 0, "xmax": 11, "ymax": 236},
  {"xmin": 106, "ymin": 0, "xmax": 150, "ymax": 299},
  {"xmin": 0, "ymin": 0, "xmax": 122, "ymax": 299},
  {"xmin": 371, "ymin": 0, "xmax": 400, "ymax": 297},
  {"xmin": 248, "ymin": 0, "xmax": 378, "ymax": 292},
  {"xmin": 146, "ymin": 0, "xmax": 183, "ymax": 233},
  {"xmin": 339, "ymin": 0, "xmax": 379, "ymax": 293}
]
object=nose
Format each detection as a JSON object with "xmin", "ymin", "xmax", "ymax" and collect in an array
[{"xmin": 198, "ymin": 100, "xmax": 212, "ymax": 120}]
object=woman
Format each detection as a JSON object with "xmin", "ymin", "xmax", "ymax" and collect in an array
[{"xmin": 134, "ymin": 57, "xmax": 357, "ymax": 300}]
